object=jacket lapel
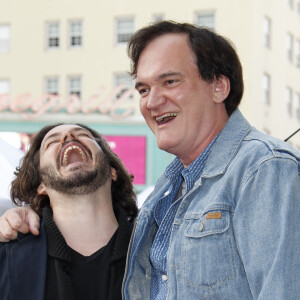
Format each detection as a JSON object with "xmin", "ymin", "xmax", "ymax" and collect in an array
[{"xmin": 8, "ymin": 221, "xmax": 47, "ymax": 300}]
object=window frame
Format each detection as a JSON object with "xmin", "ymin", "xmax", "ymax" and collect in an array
[
  {"xmin": 286, "ymin": 33, "xmax": 294, "ymax": 63},
  {"xmin": 0, "ymin": 24, "xmax": 10, "ymax": 54},
  {"xmin": 285, "ymin": 87, "xmax": 293, "ymax": 117},
  {"xmin": 0, "ymin": 79, "xmax": 10, "ymax": 94},
  {"xmin": 262, "ymin": 73, "xmax": 271, "ymax": 105},
  {"xmin": 44, "ymin": 77, "xmax": 59, "ymax": 96},
  {"xmin": 263, "ymin": 17, "xmax": 271, "ymax": 48},
  {"xmin": 68, "ymin": 20, "xmax": 83, "ymax": 49},
  {"xmin": 296, "ymin": 40, "xmax": 300, "ymax": 68},
  {"xmin": 114, "ymin": 73, "xmax": 134, "ymax": 101},
  {"xmin": 115, "ymin": 17, "xmax": 134, "ymax": 45},
  {"xmin": 194, "ymin": 11, "xmax": 216, "ymax": 30},
  {"xmin": 295, "ymin": 93, "xmax": 300, "ymax": 122},
  {"xmin": 67, "ymin": 76, "xmax": 82, "ymax": 99},
  {"xmin": 46, "ymin": 21, "xmax": 60, "ymax": 50}
]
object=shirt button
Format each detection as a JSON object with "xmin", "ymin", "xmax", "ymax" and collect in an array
[
  {"xmin": 162, "ymin": 275, "xmax": 168, "ymax": 281},
  {"xmin": 164, "ymin": 191, "xmax": 170, "ymax": 196}
]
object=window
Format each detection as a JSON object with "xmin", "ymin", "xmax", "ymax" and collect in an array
[
  {"xmin": 46, "ymin": 22, "xmax": 60, "ymax": 49},
  {"xmin": 114, "ymin": 73, "xmax": 134, "ymax": 100},
  {"xmin": 285, "ymin": 87, "xmax": 293, "ymax": 117},
  {"xmin": 116, "ymin": 18, "xmax": 134, "ymax": 44},
  {"xmin": 45, "ymin": 77, "xmax": 59, "ymax": 95},
  {"xmin": 295, "ymin": 93, "xmax": 300, "ymax": 121},
  {"xmin": 69, "ymin": 20, "xmax": 83, "ymax": 48},
  {"xmin": 0, "ymin": 80, "xmax": 10, "ymax": 94},
  {"xmin": 68, "ymin": 76, "xmax": 81, "ymax": 99},
  {"xmin": 296, "ymin": 93, "xmax": 300, "ymax": 121},
  {"xmin": 0, "ymin": 25, "xmax": 10, "ymax": 53},
  {"xmin": 263, "ymin": 17, "xmax": 271, "ymax": 48},
  {"xmin": 286, "ymin": 33, "xmax": 293, "ymax": 63},
  {"xmin": 195, "ymin": 12, "xmax": 215, "ymax": 30},
  {"xmin": 153, "ymin": 14, "xmax": 164, "ymax": 23},
  {"xmin": 262, "ymin": 73, "xmax": 271, "ymax": 105},
  {"xmin": 296, "ymin": 40, "xmax": 300, "ymax": 68}
]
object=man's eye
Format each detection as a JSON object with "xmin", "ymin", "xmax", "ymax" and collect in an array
[
  {"xmin": 138, "ymin": 88, "xmax": 147, "ymax": 95},
  {"xmin": 166, "ymin": 79, "xmax": 175, "ymax": 85},
  {"xmin": 46, "ymin": 140, "xmax": 58, "ymax": 148},
  {"xmin": 79, "ymin": 133, "xmax": 92, "ymax": 138},
  {"xmin": 138, "ymin": 88, "xmax": 149, "ymax": 97}
]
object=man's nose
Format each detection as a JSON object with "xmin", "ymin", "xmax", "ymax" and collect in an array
[
  {"xmin": 61, "ymin": 130, "xmax": 76, "ymax": 144},
  {"xmin": 146, "ymin": 87, "xmax": 167, "ymax": 110}
]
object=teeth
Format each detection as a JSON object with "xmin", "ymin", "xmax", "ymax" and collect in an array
[
  {"xmin": 156, "ymin": 113, "xmax": 178, "ymax": 122},
  {"xmin": 62, "ymin": 145, "xmax": 87, "ymax": 167}
]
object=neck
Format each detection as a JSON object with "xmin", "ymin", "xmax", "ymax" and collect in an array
[
  {"xmin": 180, "ymin": 108, "xmax": 229, "ymax": 167},
  {"xmin": 47, "ymin": 182, "xmax": 118, "ymax": 256}
]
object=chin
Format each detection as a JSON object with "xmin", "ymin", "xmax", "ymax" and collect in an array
[{"xmin": 156, "ymin": 140, "xmax": 175, "ymax": 153}]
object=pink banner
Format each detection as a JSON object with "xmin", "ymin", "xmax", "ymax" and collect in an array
[{"xmin": 105, "ymin": 136, "xmax": 146, "ymax": 185}]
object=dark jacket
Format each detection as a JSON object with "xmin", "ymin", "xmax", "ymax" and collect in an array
[{"xmin": 0, "ymin": 205, "xmax": 132, "ymax": 300}]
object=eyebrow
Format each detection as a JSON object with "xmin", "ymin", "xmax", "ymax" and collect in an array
[
  {"xmin": 42, "ymin": 127, "xmax": 90, "ymax": 147},
  {"xmin": 135, "ymin": 71, "xmax": 184, "ymax": 90}
]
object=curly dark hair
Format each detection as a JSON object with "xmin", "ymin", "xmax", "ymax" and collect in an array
[
  {"xmin": 127, "ymin": 20, "xmax": 244, "ymax": 116},
  {"xmin": 10, "ymin": 123, "xmax": 138, "ymax": 222}
]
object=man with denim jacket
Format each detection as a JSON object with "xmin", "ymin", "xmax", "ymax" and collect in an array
[
  {"xmin": 1, "ymin": 21, "xmax": 300, "ymax": 299},
  {"xmin": 121, "ymin": 21, "xmax": 300, "ymax": 299}
]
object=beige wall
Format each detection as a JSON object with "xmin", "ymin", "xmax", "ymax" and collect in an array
[{"xmin": 0, "ymin": 0, "xmax": 300, "ymax": 147}]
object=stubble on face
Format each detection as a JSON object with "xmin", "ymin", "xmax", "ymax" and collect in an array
[{"xmin": 40, "ymin": 151, "xmax": 111, "ymax": 195}]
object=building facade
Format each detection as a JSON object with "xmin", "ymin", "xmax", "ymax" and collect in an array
[{"xmin": 0, "ymin": 0, "xmax": 300, "ymax": 188}]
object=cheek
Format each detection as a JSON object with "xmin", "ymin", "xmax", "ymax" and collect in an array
[
  {"xmin": 139, "ymin": 99, "xmax": 146, "ymax": 114},
  {"xmin": 40, "ymin": 147, "xmax": 59, "ymax": 168},
  {"xmin": 140, "ymin": 100, "xmax": 151, "ymax": 120}
]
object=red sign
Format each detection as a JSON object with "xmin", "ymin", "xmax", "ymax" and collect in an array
[{"xmin": 106, "ymin": 136, "xmax": 146, "ymax": 185}]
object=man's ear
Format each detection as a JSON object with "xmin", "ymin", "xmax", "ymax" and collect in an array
[
  {"xmin": 111, "ymin": 168, "xmax": 117, "ymax": 181},
  {"xmin": 212, "ymin": 75, "xmax": 230, "ymax": 104},
  {"xmin": 37, "ymin": 183, "xmax": 47, "ymax": 195}
]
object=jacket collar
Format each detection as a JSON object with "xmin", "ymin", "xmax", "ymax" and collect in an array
[
  {"xmin": 42, "ymin": 205, "xmax": 131, "ymax": 263},
  {"xmin": 111, "ymin": 205, "xmax": 133, "ymax": 262},
  {"xmin": 201, "ymin": 109, "xmax": 250, "ymax": 178},
  {"xmin": 43, "ymin": 206, "xmax": 72, "ymax": 261}
]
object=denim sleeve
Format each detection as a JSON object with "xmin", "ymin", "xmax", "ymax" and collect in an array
[{"xmin": 233, "ymin": 156, "xmax": 300, "ymax": 300}]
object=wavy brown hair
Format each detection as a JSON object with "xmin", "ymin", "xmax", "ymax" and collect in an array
[{"xmin": 10, "ymin": 123, "xmax": 138, "ymax": 222}]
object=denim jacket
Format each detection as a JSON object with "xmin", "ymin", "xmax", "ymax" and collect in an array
[{"xmin": 123, "ymin": 110, "xmax": 300, "ymax": 300}]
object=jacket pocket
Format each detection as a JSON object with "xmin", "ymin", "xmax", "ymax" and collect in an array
[{"xmin": 183, "ymin": 208, "xmax": 237, "ymax": 290}]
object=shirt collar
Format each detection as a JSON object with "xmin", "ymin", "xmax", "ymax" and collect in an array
[
  {"xmin": 165, "ymin": 135, "xmax": 218, "ymax": 191},
  {"xmin": 42, "ymin": 204, "xmax": 132, "ymax": 263}
]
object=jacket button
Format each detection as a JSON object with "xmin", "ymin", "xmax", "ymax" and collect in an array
[
  {"xmin": 162, "ymin": 275, "xmax": 168, "ymax": 281},
  {"xmin": 199, "ymin": 223, "xmax": 204, "ymax": 231}
]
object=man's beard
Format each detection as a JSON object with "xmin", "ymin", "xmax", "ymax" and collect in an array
[{"xmin": 40, "ymin": 152, "xmax": 111, "ymax": 195}]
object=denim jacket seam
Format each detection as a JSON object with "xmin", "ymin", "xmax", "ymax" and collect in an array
[{"xmin": 242, "ymin": 155, "xmax": 298, "ymax": 194}]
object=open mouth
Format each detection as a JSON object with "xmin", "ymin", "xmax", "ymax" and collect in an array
[
  {"xmin": 155, "ymin": 113, "xmax": 178, "ymax": 125},
  {"xmin": 60, "ymin": 142, "xmax": 89, "ymax": 167}
]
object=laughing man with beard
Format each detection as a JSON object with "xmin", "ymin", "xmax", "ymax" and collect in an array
[{"xmin": 0, "ymin": 123, "xmax": 137, "ymax": 300}]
